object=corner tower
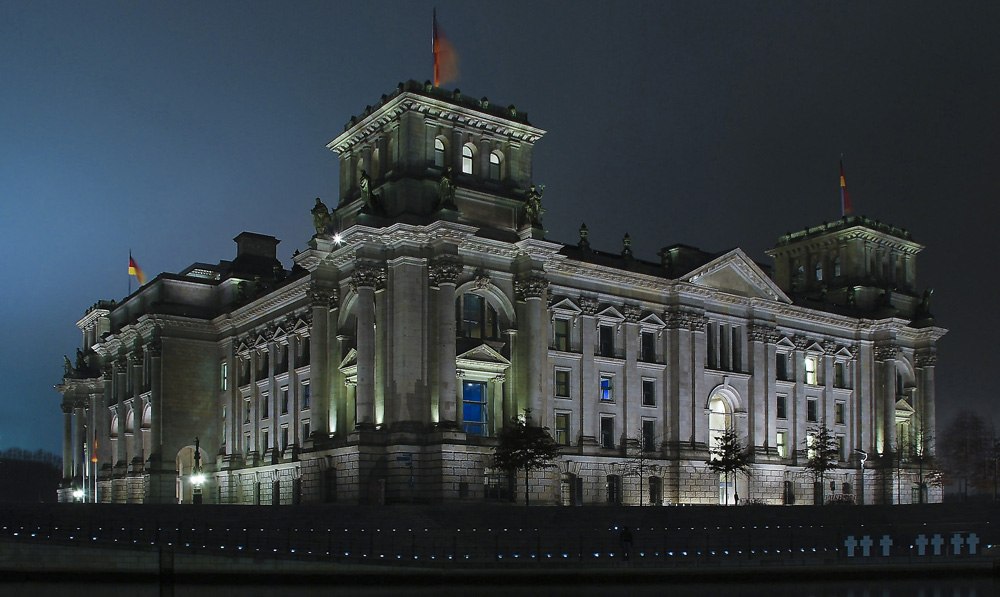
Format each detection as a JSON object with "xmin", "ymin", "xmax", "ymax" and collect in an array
[{"xmin": 326, "ymin": 80, "xmax": 545, "ymax": 234}]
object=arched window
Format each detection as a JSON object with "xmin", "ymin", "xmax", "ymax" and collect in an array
[
  {"xmin": 833, "ymin": 257, "xmax": 841, "ymax": 277},
  {"xmin": 434, "ymin": 137, "xmax": 446, "ymax": 168},
  {"xmin": 815, "ymin": 260, "xmax": 823, "ymax": 281},
  {"xmin": 456, "ymin": 293, "xmax": 499, "ymax": 340},
  {"xmin": 708, "ymin": 393, "xmax": 732, "ymax": 452},
  {"xmin": 461, "ymin": 144, "xmax": 474, "ymax": 174},
  {"xmin": 489, "ymin": 150, "xmax": 502, "ymax": 180}
]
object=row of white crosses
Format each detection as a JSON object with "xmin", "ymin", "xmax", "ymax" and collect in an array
[{"xmin": 843, "ymin": 533, "xmax": 980, "ymax": 557}]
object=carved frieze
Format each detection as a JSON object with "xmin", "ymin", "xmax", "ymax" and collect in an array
[
  {"xmin": 622, "ymin": 305, "xmax": 641, "ymax": 323},
  {"xmin": 666, "ymin": 312, "xmax": 708, "ymax": 331},
  {"xmin": 578, "ymin": 296, "xmax": 600, "ymax": 316},
  {"xmin": 747, "ymin": 324, "xmax": 777, "ymax": 343},
  {"xmin": 349, "ymin": 263, "xmax": 386, "ymax": 292},
  {"xmin": 429, "ymin": 257, "xmax": 463, "ymax": 287},
  {"xmin": 793, "ymin": 336, "xmax": 811, "ymax": 351},
  {"xmin": 515, "ymin": 274, "xmax": 549, "ymax": 300},
  {"xmin": 822, "ymin": 340, "xmax": 838, "ymax": 355}
]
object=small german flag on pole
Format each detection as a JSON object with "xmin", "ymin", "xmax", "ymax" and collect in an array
[
  {"xmin": 129, "ymin": 252, "xmax": 147, "ymax": 286},
  {"xmin": 432, "ymin": 9, "xmax": 458, "ymax": 87},
  {"xmin": 840, "ymin": 157, "xmax": 853, "ymax": 216}
]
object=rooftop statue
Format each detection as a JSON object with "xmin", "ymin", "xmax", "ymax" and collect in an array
[
  {"xmin": 438, "ymin": 167, "xmax": 457, "ymax": 210},
  {"xmin": 525, "ymin": 185, "xmax": 545, "ymax": 227},
  {"xmin": 359, "ymin": 169, "xmax": 373, "ymax": 210},
  {"xmin": 311, "ymin": 197, "xmax": 333, "ymax": 235}
]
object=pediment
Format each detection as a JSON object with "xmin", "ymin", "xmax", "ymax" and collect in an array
[
  {"xmin": 640, "ymin": 313, "xmax": 666, "ymax": 327},
  {"xmin": 456, "ymin": 343, "xmax": 510, "ymax": 366},
  {"xmin": 834, "ymin": 346, "xmax": 853, "ymax": 359},
  {"xmin": 292, "ymin": 318, "xmax": 310, "ymax": 333},
  {"xmin": 805, "ymin": 341, "xmax": 825, "ymax": 353},
  {"xmin": 339, "ymin": 348, "xmax": 358, "ymax": 369},
  {"xmin": 895, "ymin": 398, "xmax": 915, "ymax": 414},
  {"xmin": 596, "ymin": 306, "xmax": 624, "ymax": 321},
  {"xmin": 253, "ymin": 334, "xmax": 268, "ymax": 347},
  {"xmin": 550, "ymin": 297, "xmax": 582, "ymax": 314},
  {"xmin": 776, "ymin": 336, "xmax": 795, "ymax": 349},
  {"xmin": 272, "ymin": 326, "xmax": 287, "ymax": 340},
  {"xmin": 681, "ymin": 249, "xmax": 791, "ymax": 303}
]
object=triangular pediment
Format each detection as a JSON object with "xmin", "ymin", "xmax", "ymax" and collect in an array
[
  {"xmin": 806, "ymin": 341, "xmax": 825, "ymax": 353},
  {"xmin": 456, "ymin": 343, "xmax": 510, "ymax": 366},
  {"xmin": 681, "ymin": 249, "xmax": 791, "ymax": 303},
  {"xmin": 640, "ymin": 313, "xmax": 666, "ymax": 328},
  {"xmin": 271, "ymin": 326, "xmax": 287, "ymax": 340},
  {"xmin": 596, "ymin": 306, "xmax": 624, "ymax": 321},
  {"xmin": 895, "ymin": 398, "xmax": 915, "ymax": 413},
  {"xmin": 776, "ymin": 336, "xmax": 795, "ymax": 349},
  {"xmin": 339, "ymin": 348, "xmax": 358, "ymax": 369},
  {"xmin": 253, "ymin": 334, "xmax": 268, "ymax": 347},
  {"xmin": 550, "ymin": 297, "xmax": 582, "ymax": 314},
  {"xmin": 292, "ymin": 318, "xmax": 310, "ymax": 332},
  {"xmin": 834, "ymin": 346, "xmax": 853, "ymax": 359}
]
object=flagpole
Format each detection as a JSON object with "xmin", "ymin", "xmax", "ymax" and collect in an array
[{"xmin": 128, "ymin": 250, "xmax": 132, "ymax": 296}]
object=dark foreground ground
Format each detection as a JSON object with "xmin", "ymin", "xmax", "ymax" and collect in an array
[{"xmin": 0, "ymin": 501, "xmax": 997, "ymax": 584}]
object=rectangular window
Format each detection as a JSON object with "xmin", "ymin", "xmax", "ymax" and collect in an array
[
  {"xmin": 835, "ymin": 401, "xmax": 846, "ymax": 425},
  {"xmin": 245, "ymin": 431, "xmax": 251, "ymax": 456},
  {"xmin": 807, "ymin": 398, "xmax": 818, "ymax": 423},
  {"xmin": 281, "ymin": 426, "xmax": 289, "ymax": 452},
  {"xmin": 261, "ymin": 428, "xmax": 269, "ymax": 453},
  {"xmin": 302, "ymin": 382, "xmax": 311, "ymax": 410},
  {"xmin": 731, "ymin": 326, "xmax": 742, "ymax": 371},
  {"xmin": 244, "ymin": 398, "xmax": 251, "ymax": 423},
  {"xmin": 805, "ymin": 356, "xmax": 818, "ymax": 385},
  {"xmin": 599, "ymin": 375, "xmax": 614, "ymax": 402},
  {"xmin": 280, "ymin": 387, "xmax": 289, "ymax": 414},
  {"xmin": 776, "ymin": 430, "xmax": 788, "ymax": 458},
  {"xmin": 776, "ymin": 395, "xmax": 787, "ymax": 420},
  {"xmin": 776, "ymin": 353, "xmax": 789, "ymax": 381},
  {"xmin": 555, "ymin": 413, "xmax": 570, "ymax": 446},
  {"xmin": 806, "ymin": 432, "xmax": 817, "ymax": 460},
  {"xmin": 641, "ymin": 331, "xmax": 656, "ymax": 362},
  {"xmin": 221, "ymin": 361, "xmax": 228, "ymax": 391},
  {"xmin": 642, "ymin": 419, "xmax": 656, "ymax": 452},
  {"xmin": 554, "ymin": 318, "xmax": 570, "ymax": 351},
  {"xmin": 641, "ymin": 379, "xmax": 656, "ymax": 407},
  {"xmin": 835, "ymin": 361, "xmax": 847, "ymax": 388},
  {"xmin": 707, "ymin": 324, "xmax": 716, "ymax": 369},
  {"xmin": 302, "ymin": 420, "xmax": 310, "ymax": 440},
  {"xmin": 599, "ymin": 324, "xmax": 615, "ymax": 357},
  {"xmin": 261, "ymin": 392, "xmax": 269, "ymax": 419},
  {"xmin": 836, "ymin": 436, "xmax": 845, "ymax": 462},
  {"xmin": 600, "ymin": 416, "xmax": 615, "ymax": 449},
  {"xmin": 555, "ymin": 369, "xmax": 570, "ymax": 397},
  {"xmin": 720, "ymin": 323, "xmax": 730, "ymax": 370},
  {"xmin": 462, "ymin": 381, "xmax": 487, "ymax": 436}
]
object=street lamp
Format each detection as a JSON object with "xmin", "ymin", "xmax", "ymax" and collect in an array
[
  {"xmin": 855, "ymin": 449, "xmax": 868, "ymax": 506},
  {"xmin": 72, "ymin": 488, "xmax": 85, "ymax": 502},
  {"xmin": 192, "ymin": 437, "xmax": 204, "ymax": 504}
]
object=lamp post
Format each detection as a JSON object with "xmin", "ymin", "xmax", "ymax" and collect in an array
[
  {"xmin": 191, "ymin": 437, "xmax": 204, "ymax": 505},
  {"xmin": 855, "ymin": 449, "xmax": 868, "ymax": 506}
]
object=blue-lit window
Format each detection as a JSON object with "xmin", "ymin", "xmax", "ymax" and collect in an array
[
  {"xmin": 457, "ymin": 293, "xmax": 499, "ymax": 340},
  {"xmin": 600, "ymin": 375, "xmax": 613, "ymax": 402},
  {"xmin": 463, "ymin": 381, "xmax": 487, "ymax": 436}
]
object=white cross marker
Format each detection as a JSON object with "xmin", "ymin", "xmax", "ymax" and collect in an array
[
  {"xmin": 915, "ymin": 534, "xmax": 928, "ymax": 556},
  {"xmin": 931, "ymin": 534, "xmax": 944, "ymax": 556},
  {"xmin": 859, "ymin": 535, "xmax": 873, "ymax": 557},
  {"xmin": 844, "ymin": 535, "xmax": 857, "ymax": 557},
  {"xmin": 879, "ymin": 535, "xmax": 893, "ymax": 556},
  {"xmin": 967, "ymin": 533, "xmax": 979, "ymax": 555},
  {"xmin": 951, "ymin": 533, "xmax": 964, "ymax": 555}
]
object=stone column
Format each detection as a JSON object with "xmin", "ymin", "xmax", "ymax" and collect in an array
[
  {"xmin": 579, "ymin": 298, "xmax": 598, "ymax": 446},
  {"xmin": 622, "ymin": 305, "xmax": 641, "ymax": 445},
  {"xmin": 148, "ymin": 340, "xmax": 162, "ymax": 470},
  {"xmin": 114, "ymin": 359, "xmax": 127, "ymax": 470},
  {"xmin": 309, "ymin": 286, "xmax": 336, "ymax": 438},
  {"xmin": 748, "ymin": 325, "xmax": 774, "ymax": 453},
  {"xmin": 73, "ymin": 402, "xmax": 85, "ymax": 480},
  {"xmin": 916, "ymin": 350, "xmax": 937, "ymax": 456},
  {"xmin": 129, "ymin": 351, "xmax": 144, "ymax": 468},
  {"xmin": 351, "ymin": 263, "xmax": 385, "ymax": 429},
  {"xmin": 61, "ymin": 403, "xmax": 73, "ymax": 479},
  {"xmin": 516, "ymin": 273, "xmax": 549, "ymax": 422},
  {"xmin": 430, "ymin": 258, "xmax": 462, "ymax": 427},
  {"xmin": 876, "ymin": 344, "xmax": 898, "ymax": 453}
]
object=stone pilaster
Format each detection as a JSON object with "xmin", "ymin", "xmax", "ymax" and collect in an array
[
  {"xmin": 351, "ymin": 263, "xmax": 385, "ymax": 429},
  {"xmin": 309, "ymin": 286, "xmax": 337, "ymax": 439},
  {"xmin": 516, "ymin": 274, "xmax": 549, "ymax": 420},
  {"xmin": 430, "ymin": 258, "xmax": 462, "ymax": 427}
]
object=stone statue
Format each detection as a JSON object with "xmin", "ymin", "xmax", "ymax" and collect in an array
[
  {"xmin": 846, "ymin": 286, "xmax": 856, "ymax": 308},
  {"xmin": 916, "ymin": 287, "xmax": 934, "ymax": 318},
  {"xmin": 311, "ymin": 198, "xmax": 333, "ymax": 235},
  {"xmin": 525, "ymin": 185, "xmax": 545, "ymax": 227},
  {"xmin": 438, "ymin": 167, "xmax": 457, "ymax": 210},
  {"xmin": 359, "ymin": 169, "xmax": 372, "ymax": 209},
  {"xmin": 75, "ymin": 349, "xmax": 87, "ymax": 373},
  {"xmin": 578, "ymin": 223, "xmax": 590, "ymax": 249},
  {"xmin": 622, "ymin": 233, "xmax": 633, "ymax": 257},
  {"xmin": 63, "ymin": 355, "xmax": 73, "ymax": 377}
]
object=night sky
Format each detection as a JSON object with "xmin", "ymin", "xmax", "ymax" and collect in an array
[{"xmin": 2, "ymin": 1, "xmax": 997, "ymax": 455}]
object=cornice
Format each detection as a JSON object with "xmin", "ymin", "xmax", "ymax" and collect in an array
[{"xmin": 222, "ymin": 277, "xmax": 310, "ymax": 330}]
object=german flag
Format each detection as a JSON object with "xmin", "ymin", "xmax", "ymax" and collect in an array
[
  {"xmin": 433, "ymin": 9, "xmax": 458, "ymax": 87},
  {"xmin": 129, "ymin": 253, "xmax": 147, "ymax": 285}
]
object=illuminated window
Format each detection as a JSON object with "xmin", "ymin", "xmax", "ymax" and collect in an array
[
  {"xmin": 489, "ymin": 151, "xmax": 502, "ymax": 180},
  {"xmin": 776, "ymin": 430, "xmax": 788, "ymax": 458},
  {"xmin": 642, "ymin": 379, "xmax": 656, "ymax": 407},
  {"xmin": 833, "ymin": 257, "xmax": 841, "ymax": 277},
  {"xmin": 807, "ymin": 398, "xmax": 818, "ymax": 422},
  {"xmin": 599, "ymin": 375, "xmax": 613, "ymax": 402},
  {"xmin": 815, "ymin": 261, "xmax": 823, "ymax": 281},
  {"xmin": 434, "ymin": 137, "xmax": 446, "ymax": 168},
  {"xmin": 554, "ymin": 318, "xmax": 570, "ymax": 351},
  {"xmin": 462, "ymin": 381, "xmax": 487, "ymax": 436},
  {"xmin": 220, "ymin": 361, "xmax": 228, "ymax": 391},
  {"xmin": 806, "ymin": 432, "xmax": 817, "ymax": 459},
  {"xmin": 555, "ymin": 369, "xmax": 570, "ymax": 397},
  {"xmin": 804, "ymin": 355, "xmax": 818, "ymax": 385},
  {"xmin": 555, "ymin": 413, "xmax": 570, "ymax": 446},
  {"xmin": 708, "ymin": 393, "xmax": 732, "ymax": 450},
  {"xmin": 462, "ymin": 144, "xmax": 474, "ymax": 174}
]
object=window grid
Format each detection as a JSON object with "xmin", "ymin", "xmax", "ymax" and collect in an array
[{"xmin": 599, "ymin": 375, "xmax": 613, "ymax": 403}]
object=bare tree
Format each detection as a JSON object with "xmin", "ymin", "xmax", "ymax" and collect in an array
[
  {"xmin": 492, "ymin": 410, "xmax": 560, "ymax": 506},
  {"xmin": 620, "ymin": 430, "xmax": 662, "ymax": 505},
  {"xmin": 804, "ymin": 426, "xmax": 839, "ymax": 504}
]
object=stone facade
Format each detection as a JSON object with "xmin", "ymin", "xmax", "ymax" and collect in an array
[{"xmin": 57, "ymin": 81, "xmax": 945, "ymax": 506}]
